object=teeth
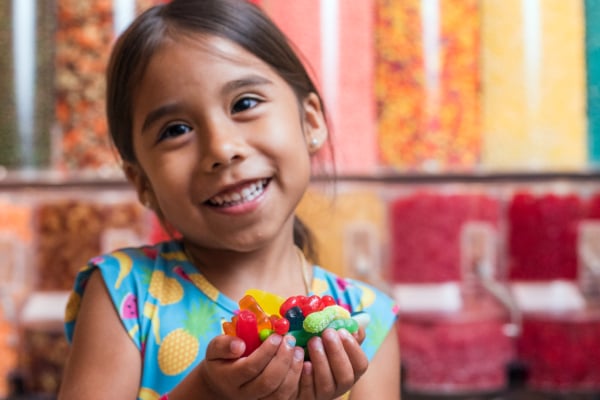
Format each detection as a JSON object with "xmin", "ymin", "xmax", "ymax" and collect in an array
[{"xmin": 208, "ymin": 179, "xmax": 267, "ymax": 207}]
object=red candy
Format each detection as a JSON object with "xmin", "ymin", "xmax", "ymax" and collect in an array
[
  {"xmin": 301, "ymin": 295, "xmax": 322, "ymax": 316},
  {"xmin": 270, "ymin": 315, "xmax": 290, "ymax": 335},
  {"xmin": 236, "ymin": 310, "xmax": 261, "ymax": 356}
]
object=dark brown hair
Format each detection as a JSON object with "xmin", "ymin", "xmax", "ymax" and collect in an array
[{"xmin": 106, "ymin": 0, "xmax": 326, "ymax": 261}]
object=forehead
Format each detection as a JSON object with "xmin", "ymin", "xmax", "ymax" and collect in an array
[{"xmin": 137, "ymin": 34, "xmax": 279, "ymax": 93}]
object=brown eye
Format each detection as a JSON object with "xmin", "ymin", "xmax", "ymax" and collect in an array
[
  {"xmin": 232, "ymin": 97, "xmax": 260, "ymax": 114},
  {"xmin": 158, "ymin": 123, "xmax": 192, "ymax": 142}
]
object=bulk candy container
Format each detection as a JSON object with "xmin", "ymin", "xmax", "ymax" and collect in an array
[
  {"xmin": 32, "ymin": 187, "xmax": 150, "ymax": 291},
  {"xmin": 389, "ymin": 185, "xmax": 516, "ymax": 395},
  {"xmin": 481, "ymin": 0, "xmax": 586, "ymax": 171},
  {"xmin": 375, "ymin": 0, "xmax": 481, "ymax": 172},
  {"xmin": 508, "ymin": 183, "xmax": 600, "ymax": 393},
  {"xmin": 0, "ymin": 1, "xmax": 56, "ymax": 170}
]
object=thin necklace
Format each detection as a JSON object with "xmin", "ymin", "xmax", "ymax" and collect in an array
[
  {"xmin": 183, "ymin": 243, "xmax": 312, "ymax": 295},
  {"xmin": 295, "ymin": 246, "xmax": 312, "ymax": 295}
]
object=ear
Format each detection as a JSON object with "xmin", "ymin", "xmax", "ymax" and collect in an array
[
  {"xmin": 123, "ymin": 162, "xmax": 156, "ymax": 209},
  {"xmin": 302, "ymin": 92, "xmax": 328, "ymax": 154}
]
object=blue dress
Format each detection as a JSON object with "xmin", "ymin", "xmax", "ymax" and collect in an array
[{"xmin": 65, "ymin": 240, "xmax": 398, "ymax": 398}]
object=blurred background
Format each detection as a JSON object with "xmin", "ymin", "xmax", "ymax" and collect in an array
[{"xmin": 2, "ymin": 0, "xmax": 600, "ymax": 398}]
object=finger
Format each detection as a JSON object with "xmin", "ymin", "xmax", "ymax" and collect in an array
[
  {"xmin": 241, "ymin": 335, "xmax": 298, "ymax": 397},
  {"xmin": 298, "ymin": 361, "xmax": 316, "ymax": 400},
  {"xmin": 306, "ymin": 336, "xmax": 336, "ymax": 397},
  {"xmin": 237, "ymin": 334, "xmax": 286, "ymax": 384},
  {"xmin": 339, "ymin": 328, "xmax": 369, "ymax": 381},
  {"xmin": 352, "ymin": 326, "xmax": 366, "ymax": 345},
  {"xmin": 205, "ymin": 334, "xmax": 246, "ymax": 361},
  {"xmin": 320, "ymin": 329, "xmax": 355, "ymax": 390},
  {"xmin": 260, "ymin": 346, "xmax": 305, "ymax": 399}
]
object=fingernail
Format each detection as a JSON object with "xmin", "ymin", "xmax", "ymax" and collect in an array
[
  {"xmin": 285, "ymin": 335, "xmax": 296, "ymax": 348},
  {"xmin": 339, "ymin": 328, "xmax": 353, "ymax": 340},
  {"xmin": 294, "ymin": 348, "xmax": 305, "ymax": 361},
  {"xmin": 310, "ymin": 337, "xmax": 324, "ymax": 353},
  {"xmin": 269, "ymin": 334, "xmax": 282, "ymax": 346},
  {"xmin": 231, "ymin": 339, "xmax": 245, "ymax": 354}
]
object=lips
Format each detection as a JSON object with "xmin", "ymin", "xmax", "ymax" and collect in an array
[{"xmin": 206, "ymin": 179, "xmax": 269, "ymax": 207}]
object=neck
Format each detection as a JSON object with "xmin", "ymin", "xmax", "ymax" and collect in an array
[{"xmin": 182, "ymin": 240, "xmax": 310, "ymax": 301}]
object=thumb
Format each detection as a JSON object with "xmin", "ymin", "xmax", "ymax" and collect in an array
[{"xmin": 206, "ymin": 335, "xmax": 246, "ymax": 361}]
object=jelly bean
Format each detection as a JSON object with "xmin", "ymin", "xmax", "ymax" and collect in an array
[
  {"xmin": 236, "ymin": 310, "xmax": 261, "ymax": 356},
  {"xmin": 279, "ymin": 295, "xmax": 302, "ymax": 317},
  {"xmin": 270, "ymin": 315, "xmax": 290, "ymax": 335},
  {"xmin": 320, "ymin": 295, "xmax": 336, "ymax": 309},
  {"xmin": 245, "ymin": 288, "xmax": 285, "ymax": 317},
  {"xmin": 326, "ymin": 318, "xmax": 359, "ymax": 334},
  {"xmin": 300, "ymin": 295, "xmax": 322, "ymax": 316},
  {"xmin": 284, "ymin": 306, "xmax": 305, "ymax": 331},
  {"xmin": 259, "ymin": 328, "xmax": 274, "ymax": 342}
]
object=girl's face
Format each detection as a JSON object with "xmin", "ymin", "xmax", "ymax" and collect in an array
[{"xmin": 128, "ymin": 35, "xmax": 327, "ymax": 252}]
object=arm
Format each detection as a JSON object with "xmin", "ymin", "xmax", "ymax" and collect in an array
[
  {"xmin": 58, "ymin": 270, "xmax": 141, "ymax": 399},
  {"xmin": 59, "ymin": 269, "xmax": 305, "ymax": 399},
  {"xmin": 348, "ymin": 323, "xmax": 401, "ymax": 399}
]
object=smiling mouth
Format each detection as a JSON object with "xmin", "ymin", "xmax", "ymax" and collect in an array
[{"xmin": 206, "ymin": 179, "xmax": 269, "ymax": 207}]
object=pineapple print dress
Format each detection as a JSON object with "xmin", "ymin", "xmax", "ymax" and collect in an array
[{"xmin": 65, "ymin": 240, "xmax": 398, "ymax": 399}]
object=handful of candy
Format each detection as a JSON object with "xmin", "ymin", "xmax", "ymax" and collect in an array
[{"xmin": 223, "ymin": 289, "xmax": 369, "ymax": 356}]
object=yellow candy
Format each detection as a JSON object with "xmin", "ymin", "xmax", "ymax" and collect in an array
[{"xmin": 244, "ymin": 289, "xmax": 285, "ymax": 317}]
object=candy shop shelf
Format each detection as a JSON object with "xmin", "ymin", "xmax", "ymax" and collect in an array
[
  {"xmin": 2, "ymin": 169, "xmax": 600, "ymax": 190},
  {"xmin": 314, "ymin": 170, "xmax": 600, "ymax": 184}
]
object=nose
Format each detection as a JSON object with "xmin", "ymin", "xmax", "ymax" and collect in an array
[{"xmin": 199, "ymin": 120, "xmax": 247, "ymax": 171}]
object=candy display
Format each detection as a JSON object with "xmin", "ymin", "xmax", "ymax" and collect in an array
[
  {"xmin": 296, "ymin": 186, "xmax": 387, "ymax": 284},
  {"xmin": 0, "ymin": 0, "xmax": 54, "ymax": 169},
  {"xmin": 586, "ymin": 0, "xmax": 600, "ymax": 166},
  {"xmin": 375, "ymin": 0, "xmax": 480, "ymax": 172},
  {"xmin": 223, "ymin": 290, "xmax": 368, "ymax": 356},
  {"xmin": 399, "ymin": 294, "xmax": 514, "ymax": 394},
  {"xmin": 480, "ymin": 0, "xmax": 586, "ymax": 171},
  {"xmin": 517, "ymin": 311, "xmax": 600, "ymax": 392},
  {"xmin": 54, "ymin": 0, "xmax": 169, "ymax": 172},
  {"xmin": 390, "ymin": 190, "xmax": 500, "ymax": 283},
  {"xmin": 33, "ymin": 192, "xmax": 150, "ymax": 291},
  {"xmin": 507, "ymin": 190, "xmax": 583, "ymax": 281}
]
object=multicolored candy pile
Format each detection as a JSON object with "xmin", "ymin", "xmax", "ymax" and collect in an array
[{"xmin": 223, "ymin": 289, "xmax": 369, "ymax": 356}]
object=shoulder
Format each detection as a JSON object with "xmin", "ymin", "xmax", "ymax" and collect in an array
[
  {"xmin": 65, "ymin": 240, "xmax": 187, "ymax": 341},
  {"xmin": 310, "ymin": 266, "xmax": 399, "ymax": 361}
]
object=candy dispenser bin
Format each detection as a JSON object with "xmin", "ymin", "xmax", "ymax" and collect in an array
[
  {"xmin": 296, "ymin": 180, "xmax": 390, "ymax": 289},
  {"xmin": 506, "ymin": 181, "xmax": 600, "ymax": 394},
  {"xmin": 386, "ymin": 182, "xmax": 517, "ymax": 395},
  {"xmin": 31, "ymin": 186, "xmax": 151, "ymax": 291},
  {"xmin": 0, "ymin": 1, "xmax": 56, "ymax": 170},
  {"xmin": 18, "ymin": 291, "xmax": 70, "ymax": 396}
]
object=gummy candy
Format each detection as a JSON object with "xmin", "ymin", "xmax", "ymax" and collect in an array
[
  {"xmin": 236, "ymin": 310, "xmax": 261, "ymax": 356},
  {"xmin": 223, "ymin": 292, "xmax": 368, "ymax": 356}
]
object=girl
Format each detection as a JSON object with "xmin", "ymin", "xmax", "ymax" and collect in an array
[{"xmin": 58, "ymin": 0, "xmax": 400, "ymax": 399}]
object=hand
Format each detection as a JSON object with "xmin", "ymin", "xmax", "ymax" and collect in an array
[
  {"xmin": 199, "ymin": 333, "xmax": 306, "ymax": 399},
  {"xmin": 297, "ymin": 328, "xmax": 369, "ymax": 400}
]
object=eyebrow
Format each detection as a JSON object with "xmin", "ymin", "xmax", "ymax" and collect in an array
[
  {"xmin": 221, "ymin": 74, "xmax": 274, "ymax": 96},
  {"xmin": 141, "ymin": 102, "xmax": 184, "ymax": 134},
  {"xmin": 140, "ymin": 75, "xmax": 274, "ymax": 133}
]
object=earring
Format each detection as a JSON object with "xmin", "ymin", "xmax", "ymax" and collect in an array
[{"xmin": 309, "ymin": 137, "xmax": 319, "ymax": 150}]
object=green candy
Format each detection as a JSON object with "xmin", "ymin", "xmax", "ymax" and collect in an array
[
  {"xmin": 302, "ymin": 307, "xmax": 336, "ymax": 333},
  {"xmin": 288, "ymin": 329, "xmax": 318, "ymax": 347},
  {"xmin": 259, "ymin": 328, "xmax": 274, "ymax": 342},
  {"xmin": 326, "ymin": 318, "xmax": 359, "ymax": 334}
]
